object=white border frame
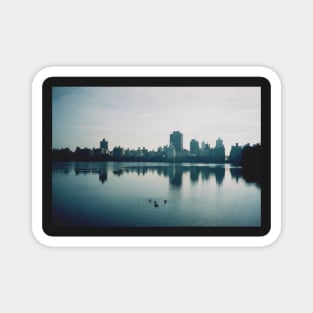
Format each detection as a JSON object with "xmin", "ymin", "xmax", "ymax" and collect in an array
[{"xmin": 32, "ymin": 66, "xmax": 281, "ymax": 247}]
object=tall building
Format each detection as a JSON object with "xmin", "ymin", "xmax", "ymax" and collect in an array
[
  {"xmin": 112, "ymin": 146, "xmax": 124, "ymax": 157},
  {"xmin": 229, "ymin": 143, "xmax": 242, "ymax": 164},
  {"xmin": 170, "ymin": 131, "xmax": 183, "ymax": 153},
  {"xmin": 201, "ymin": 141, "xmax": 206, "ymax": 152},
  {"xmin": 167, "ymin": 144, "xmax": 176, "ymax": 159},
  {"xmin": 100, "ymin": 138, "xmax": 108, "ymax": 154},
  {"xmin": 214, "ymin": 137, "xmax": 225, "ymax": 163},
  {"xmin": 190, "ymin": 139, "xmax": 200, "ymax": 155},
  {"xmin": 215, "ymin": 137, "xmax": 224, "ymax": 148}
]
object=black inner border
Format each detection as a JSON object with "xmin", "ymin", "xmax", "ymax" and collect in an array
[{"xmin": 43, "ymin": 77, "xmax": 271, "ymax": 237}]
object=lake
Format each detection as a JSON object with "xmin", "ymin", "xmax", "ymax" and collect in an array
[{"xmin": 52, "ymin": 162, "xmax": 261, "ymax": 227}]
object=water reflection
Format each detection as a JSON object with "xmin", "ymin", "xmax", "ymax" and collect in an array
[
  {"xmin": 53, "ymin": 162, "xmax": 260, "ymax": 187},
  {"xmin": 99, "ymin": 170, "xmax": 108, "ymax": 184},
  {"xmin": 168, "ymin": 166, "xmax": 183, "ymax": 187},
  {"xmin": 190, "ymin": 166, "xmax": 200, "ymax": 184},
  {"xmin": 112, "ymin": 169, "xmax": 123, "ymax": 177},
  {"xmin": 230, "ymin": 167, "xmax": 241, "ymax": 183},
  {"xmin": 215, "ymin": 167, "xmax": 225, "ymax": 185},
  {"xmin": 53, "ymin": 163, "xmax": 109, "ymax": 184}
]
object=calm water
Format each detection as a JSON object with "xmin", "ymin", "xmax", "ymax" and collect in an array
[{"xmin": 52, "ymin": 162, "xmax": 261, "ymax": 227}]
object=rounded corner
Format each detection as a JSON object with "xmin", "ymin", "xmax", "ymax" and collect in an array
[
  {"xmin": 32, "ymin": 224, "xmax": 56, "ymax": 247},
  {"xmin": 32, "ymin": 66, "xmax": 59, "ymax": 89},
  {"xmin": 258, "ymin": 224, "xmax": 281, "ymax": 247},
  {"xmin": 256, "ymin": 66, "xmax": 282, "ymax": 89}
]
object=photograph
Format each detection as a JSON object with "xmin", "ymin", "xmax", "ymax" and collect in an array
[{"xmin": 51, "ymin": 85, "xmax": 262, "ymax": 228}]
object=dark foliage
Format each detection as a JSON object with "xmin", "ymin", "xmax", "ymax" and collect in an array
[{"xmin": 241, "ymin": 144, "xmax": 261, "ymax": 186}]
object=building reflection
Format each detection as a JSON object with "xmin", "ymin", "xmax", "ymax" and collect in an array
[
  {"xmin": 112, "ymin": 169, "xmax": 123, "ymax": 176},
  {"xmin": 56, "ymin": 163, "xmax": 260, "ymax": 187},
  {"xmin": 107, "ymin": 165, "xmax": 227, "ymax": 187},
  {"xmin": 70, "ymin": 163, "xmax": 109, "ymax": 184},
  {"xmin": 99, "ymin": 170, "xmax": 108, "ymax": 184},
  {"xmin": 229, "ymin": 166, "xmax": 260, "ymax": 187},
  {"xmin": 190, "ymin": 166, "xmax": 200, "ymax": 184},
  {"xmin": 168, "ymin": 166, "xmax": 183, "ymax": 187},
  {"xmin": 230, "ymin": 167, "xmax": 242, "ymax": 183},
  {"xmin": 215, "ymin": 167, "xmax": 225, "ymax": 185}
]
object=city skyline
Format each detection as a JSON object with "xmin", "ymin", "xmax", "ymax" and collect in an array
[{"xmin": 52, "ymin": 86, "xmax": 261, "ymax": 154}]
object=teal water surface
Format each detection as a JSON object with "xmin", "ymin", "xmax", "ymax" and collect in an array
[{"xmin": 52, "ymin": 162, "xmax": 261, "ymax": 227}]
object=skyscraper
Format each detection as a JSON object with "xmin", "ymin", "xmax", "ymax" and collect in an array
[
  {"xmin": 190, "ymin": 139, "xmax": 200, "ymax": 155},
  {"xmin": 170, "ymin": 131, "xmax": 183, "ymax": 153},
  {"xmin": 215, "ymin": 137, "xmax": 224, "ymax": 149},
  {"xmin": 167, "ymin": 143, "xmax": 176, "ymax": 159},
  {"xmin": 100, "ymin": 138, "xmax": 108, "ymax": 154},
  {"xmin": 214, "ymin": 137, "xmax": 225, "ymax": 163}
]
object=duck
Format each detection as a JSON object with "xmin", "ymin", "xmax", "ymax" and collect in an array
[
  {"xmin": 164, "ymin": 200, "xmax": 167, "ymax": 204},
  {"xmin": 148, "ymin": 198, "xmax": 152, "ymax": 203},
  {"xmin": 154, "ymin": 201, "xmax": 159, "ymax": 207}
]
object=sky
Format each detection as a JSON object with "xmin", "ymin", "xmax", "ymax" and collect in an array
[{"xmin": 52, "ymin": 86, "xmax": 261, "ymax": 155}]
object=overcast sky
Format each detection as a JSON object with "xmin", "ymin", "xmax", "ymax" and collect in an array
[{"xmin": 52, "ymin": 86, "xmax": 260, "ymax": 155}]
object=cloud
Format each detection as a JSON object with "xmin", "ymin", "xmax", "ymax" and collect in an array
[{"xmin": 52, "ymin": 86, "xmax": 260, "ymax": 153}]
